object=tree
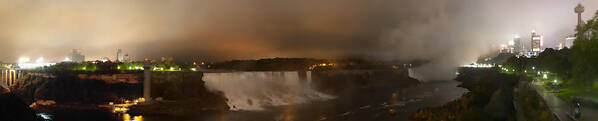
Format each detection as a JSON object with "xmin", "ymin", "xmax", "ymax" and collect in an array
[
  {"xmin": 569, "ymin": 11, "xmax": 598, "ymax": 90},
  {"xmin": 537, "ymin": 48, "xmax": 571, "ymax": 78}
]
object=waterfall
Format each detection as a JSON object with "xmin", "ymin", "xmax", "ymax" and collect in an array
[
  {"xmin": 203, "ymin": 71, "xmax": 334, "ymax": 111},
  {"xmin": 408, "ymin": 68, "xmax": 423, "ymax": 81}
]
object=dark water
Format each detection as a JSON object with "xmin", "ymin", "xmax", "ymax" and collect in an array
[
  {"xmin": 148, "ymin": 80, "xmax": 466, "ymax": 121},
  {"xmin": 43, "ymin": 80, "xmax": 467, "ymax": 121}
]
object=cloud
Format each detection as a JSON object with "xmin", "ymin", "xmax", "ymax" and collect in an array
[{"xmin": 0, "ymin": 0, "xmax": 596, "ymax": 79}]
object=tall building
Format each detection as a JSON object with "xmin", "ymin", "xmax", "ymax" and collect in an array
[
  {"xmin": 512, "ymin": 35, "xmax": 523, "ymax": 54},
  {"xmin": 531, "ymin": 31, "xmax": 543, "ymax": 52},
  {"xmin": 116, "ymin": 49, "xmax": 123, "ymax": 62},
  {"xmin": 70, "ymin": 49, "xmax": 85, "ymax": 63},
  {"xmin": 123, "ymin": 54, "xmax": 132, "ymax": 62},
  {"xmin": 499, "ymin": 44, "xmax": 509, "ymax": 53}
]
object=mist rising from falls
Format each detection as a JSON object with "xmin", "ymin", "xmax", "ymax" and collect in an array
[
  {"xmin": 407, "ymin": 68, "xmax": 423, "ymax": 81},
  {"xmin": 203, "ymin": 71, "xmax": 334, "ymax": 111}
]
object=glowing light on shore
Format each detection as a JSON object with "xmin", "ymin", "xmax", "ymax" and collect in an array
[
  {"xmin": 16, "ymin": 57, "xmax": 55, "ymax": 69},
  {"xmin": 63, "ymin": 57, "xmax": 72, "ymax": 62},
  {"xmin": 461, "ymin": 63, "xmax": 493, "ymax": 68},
  {"xmin": 35, "ymin": 57, "xmax": 45, "ymax": 63},
  {"xmin": 18, "ymin": 57, "xmax": 30, "ymax": 64},
  {"xmin": 18, "ymin": 63, "xmax": 55, "ymax": 69}
]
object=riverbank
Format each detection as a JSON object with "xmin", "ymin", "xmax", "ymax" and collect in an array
[
  {"xmin": 410, "ymin": 68, "xmax": 517, "ymax": 121},
  {"xmin": 6, "ymin": 71, "xmax": 229, "ymax": 120},
  {"xmin": 410, "ymin": 68, "xmax": 556, "ymax": 121}
]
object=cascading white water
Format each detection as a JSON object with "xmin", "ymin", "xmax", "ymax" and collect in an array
[
  {"xmin": 408, "ymin": 68, "xmax": 423, "ymax": 81},
  {"xmin": 203, "ymin": 71, "xmax": 334, "ymax": 111}
]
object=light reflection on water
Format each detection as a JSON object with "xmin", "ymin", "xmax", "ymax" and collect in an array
[{"xmin": 122, "ymin": 113, "xmax": 143, "ymax": 121}]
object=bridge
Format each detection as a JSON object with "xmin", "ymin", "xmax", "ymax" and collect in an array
[{"xmin": 0, "ymin": 67, "xmax": 24, "ymax": 90}]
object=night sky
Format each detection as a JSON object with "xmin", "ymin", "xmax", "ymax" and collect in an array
[{"xmin": 0, "ymin": 0, "xmax": 597, "ymax": 79}]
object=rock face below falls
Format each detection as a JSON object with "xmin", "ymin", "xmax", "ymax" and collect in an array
[
  {"xmin": 130, "ymin": 72, "xmax": 230, "ymax": 116},
  {"xmin": 0, "ymin": 92, "xmax": 43, "ymax": 121},
  {"xmin": 311, "ymin": 69, "xmax": 419, "ymax": 95},
  {"xmin": 10, "ymin": 71, "xmax": 230, "ymax": 117}
]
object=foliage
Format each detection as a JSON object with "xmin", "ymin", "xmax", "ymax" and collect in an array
[
  {"xmin": 10, "ymin": 74, "xmax": 141, "ymax": 104},
  {"xmin": 503, "ymin": 56, "xmax": 535, "ymax": 73},
  {"xmin": 569, "ymin": 11, "xmax": 598, "ymax": 88},
  {"xmin": 0, "ymin": 93, "xmax": 44, "ymax": 121},
  {"xmin": 210, "ymin": 58, "xmax": 327, "ymax": 71},
  {"xmin": 410, "ymin": 70, "xmax": 517, "ymax": 121},
  {"xmin": 516, "ymin": 81, "xmax": 555, "ymax": 121},
  {"xmin": 30, "ymin": 61, "xmax": 196, "ymax": 75},
  {"xmin": 537, "ymin": 48, "xmax": 571, "ymax": 79}
]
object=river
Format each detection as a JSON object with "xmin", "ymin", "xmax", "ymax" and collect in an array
[
  {"xmin": 138, "ymin": 80, "xmax": 467, "ymax": 121},
  {"xmin": 39, "ymin": 71, "xmax": 467, "ymax": 121}
]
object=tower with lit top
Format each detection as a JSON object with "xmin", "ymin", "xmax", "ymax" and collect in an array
[{"xmin": 575, "ymin": 4, "xmax": 584, "ymax": 29}]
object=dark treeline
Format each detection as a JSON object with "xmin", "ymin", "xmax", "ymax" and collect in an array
[
  {"xmin": 0, "ymin": 92, "xmax": 44, "ymax": 121},
  {"xmin": 10, "ymin": 74, "xmax": 142, "ymax": 105},
  {"xmin": 209, "ymin": 58, "xmax": 328, "ymax": 71},
  {"xmin": 410, "ymin": 68, "xmax": 554, "ymax": 121},
  {"xmin": 208, "ymin": 57, "xmax": 421, "ymax": 71}
]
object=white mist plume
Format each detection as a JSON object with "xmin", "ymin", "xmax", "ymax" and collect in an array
[{"xmin": 203, "ymin": 71, "xmax": 333, "ymax": 111}]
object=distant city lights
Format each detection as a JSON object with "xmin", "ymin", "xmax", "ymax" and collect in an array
[
  {"xmin": 35, "ymin": 57, "xmax": 45, "ymax": 63},
  {"xmin": 17, "ymin": 57, "xmax": 55, "ymax": 69},
  {"xmin": 18, "ymin": 57, "xmax": 31, "ymax": 64},
  {"xmin": 63, "ymin": 57, "xmax": 72, "ymax": 62},
  {"xmin": 461, "ymin": 63, "xmax": 493, "ymax": 68}
]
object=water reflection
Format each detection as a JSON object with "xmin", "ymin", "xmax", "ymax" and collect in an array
[
  {"xmin": 107, "ymin": 97, "xmax": 146, "ymax": 121},
  {"xmin": 122, "ymin": 113, "xmax": 143, "ymax": 121}
]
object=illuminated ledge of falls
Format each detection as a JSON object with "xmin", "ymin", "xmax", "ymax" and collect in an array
[{"xmin": 203, "ymin": 71, "xmax": 335, "ymax": 111}]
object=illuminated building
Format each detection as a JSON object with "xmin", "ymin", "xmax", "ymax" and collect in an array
[
  {"xmin": 499, "ymin": 44, "xmax": 510, "ymax": 54},
  {"xmin": 531, "ymin": 31, "xmax": 543, "ymax": 53},
  {"xmin": 123, "ymin": 54, "xmax": 130, "ymax": 62},
  {"xmin": 499, "ymin": 35, "xmax": 522, "ymax": 54},
  {"xmin": 116, "ymin": 49, "xmax": 123, "ymax": 62},
  {"xmin": 70, "ymin": 49, "xmax": 85, "ymax": 63},
  {"xmin": 512, "ymin": 34, "xmax": 523, "ymax": 54}
]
